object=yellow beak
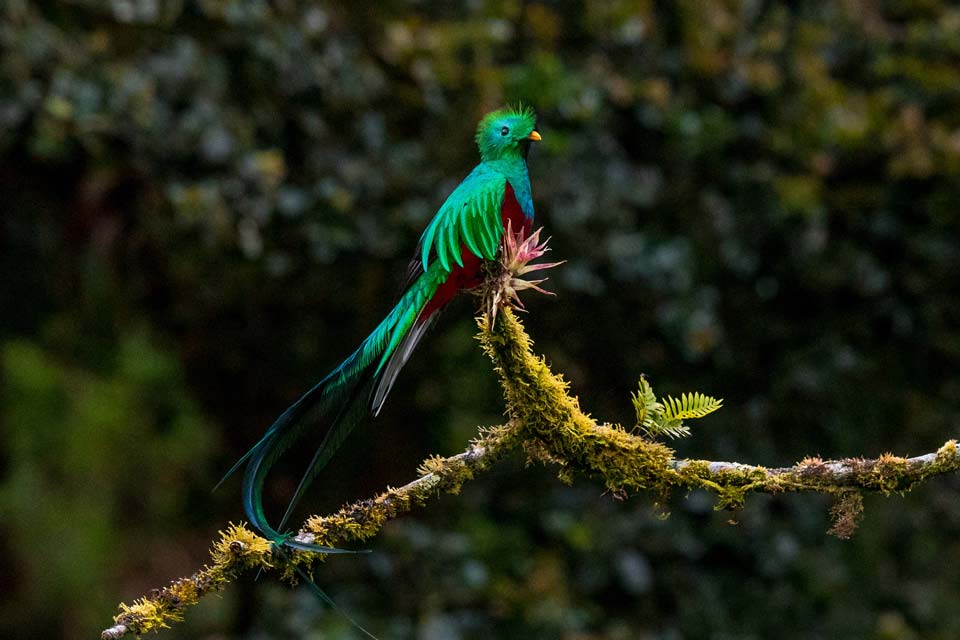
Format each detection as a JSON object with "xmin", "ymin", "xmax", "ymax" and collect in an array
[{"xmin": 526, "ymin": 130, "xmax": 542, "ymax": 141}]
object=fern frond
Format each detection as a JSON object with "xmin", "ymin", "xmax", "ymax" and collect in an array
[
  {"xmin": 643, "ymin": 418, "xmax": 691, "ymax": 440},
  {"xmin": 631, "ymin": 378, "xmax": 722, "ymax": 441},
  {"xmin": 631, "ymin": 376, "xmax": 660, "ymax": 428},
  {"xmin": 662, "ymin": 392, "xmax": 723, "ymax": 421}
]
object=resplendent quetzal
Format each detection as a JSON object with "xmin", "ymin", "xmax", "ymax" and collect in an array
[{"xmin": 220, "ymin": 106, "xmax": 541, "ymax": 553}]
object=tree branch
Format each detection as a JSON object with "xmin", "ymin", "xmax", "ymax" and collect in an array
[{"xmin": 102, "ymin": 308, "xmax": 960, "ymax": 638}]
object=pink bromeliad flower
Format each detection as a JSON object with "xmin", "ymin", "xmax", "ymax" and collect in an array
[{"xmin": 486, "ymin": 220, "xmax": 565, "ymax": 321}]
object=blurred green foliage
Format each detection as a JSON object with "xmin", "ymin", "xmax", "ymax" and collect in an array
[
  {"xmin": 1, "ymin": 330, "xmax": 213, "ymax": 634},
  {"xmin": 2, "ymin": 0, "xmax": 960, "ymax": 638}
]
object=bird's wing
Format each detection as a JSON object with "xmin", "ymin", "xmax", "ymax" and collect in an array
[{"xmin": 419, "ymin": 167, "xmax": 507, "ymax": 272}]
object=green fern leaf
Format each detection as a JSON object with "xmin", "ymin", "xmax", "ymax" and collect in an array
[
  {"xmin": 631, "ymin": 376, "xmax": 660, "ymax": 428},
  {"xmin": 662, "ymin": 392, "xmax": 723, "ymax": 421},
  {"xmin": 645, "ymin": 417, "xmax": 691, "ymax": 440},
  {"xmin": 631, "ymin": 379, "xmax": 722, "ymax": 441}
]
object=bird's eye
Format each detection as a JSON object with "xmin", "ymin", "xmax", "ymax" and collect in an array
[{"xmin": 500, "ymin": 126, "xmax": 510, "ymax": 136}]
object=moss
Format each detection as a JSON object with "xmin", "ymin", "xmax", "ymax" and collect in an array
[
  {"xmin": 110, "ymin": 523, "xmax": 275, "ymax": 634},
  {"xmin": 210, "ymin": 522, "xmax": 272, "ymax": 570},
  {"xmin": 299, "ymin": 440, "xmax": 509, "ymax": 553},
  {"xmin": 479, "ymin": 309, "xmax": 679, "ymax": 502},
  {"xmin": 114, "ymin": 524, "xmax": 270, "ymax": 634},
  {"xmin": 483, "ymin": 310, "xmax": 960, "ymax": 517},
  {"xmin": 418, "ymin": 454, "xmax": 476, "ymax": 492},
  {"xmin": 107, "ymin": 309, "xmax": 960, "ymax": 637},
  {"xmin": 931, "ymin": 439, "xmax": 959, "ymax": 472},
  {"xmin": 114, "ymin": 598, "xmax": 177, "ymax": 633},
  {"xmin": 828, "ymin": 491, "xmax": 864, "ymax": 539},
  {"xmin": 862, "ymin": 454, "xmax": 912, "ymax": 494},
  {"xmin": 671, "ymin": 461, "xmax": 773, "ymax": 509},
  {"xmin": 418, "ymin": 454, "xmax": 450, "ymax": 476}
]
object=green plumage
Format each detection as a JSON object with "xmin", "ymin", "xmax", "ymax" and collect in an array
[
  {"xmin": 224, "ymin": 105, "xmax": 541, "ymax": 556},
  {"xmin": 420, "ymin": 170, "xmax": 507, "ymax": 271}
]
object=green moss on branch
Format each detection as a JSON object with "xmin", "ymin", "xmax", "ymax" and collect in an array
[
  {"xmin": 480, "ymin": 309, "xmax": 960, "ymax": 514},
  {"xmin": 103, "ymin": 308, "xmax": 960, "ymax": 638}
]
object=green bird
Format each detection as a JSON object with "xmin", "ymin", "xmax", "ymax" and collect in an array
[{"xmin": 219, "ymin": 106, "xmax": 542, "ymax": 553}]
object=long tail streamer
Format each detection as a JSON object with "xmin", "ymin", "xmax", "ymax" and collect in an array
[{"xmin": 217, "ymin": 263, "xmax": 445, "ymax": 553}]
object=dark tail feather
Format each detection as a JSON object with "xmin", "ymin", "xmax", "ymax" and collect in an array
[
  {"xmin": 277, "ymin": 308, "xmax": 440, "ymax": 531},
  {"xmin": 289, "ymin": 556, "xmax": 379, "ymax": 639},
  {"xmin": 243, "ymin": 423, "xmax": 365, "ymax": 554},
  {"xmin": 371, "ymin": 313, "xmax": 437, "ymax": 416},
  {"xmin": 277, "ymin": 368, "xmax": 375, "ymax": 533},
  {"xmin": 233, "ymin": 280, "xmax": 441, "ymax": 552},
  {"xmin": 239, "ymin": 342, "xmax": 375, "ymax": 553},
  {"xmin": 214, "ymin": 360, "xmax": 355, "ymax": 494}
]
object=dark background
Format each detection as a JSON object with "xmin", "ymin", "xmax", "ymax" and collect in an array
[{"xmin": 2, "ymin": 1, "xmax": 960, "ymax": 638}]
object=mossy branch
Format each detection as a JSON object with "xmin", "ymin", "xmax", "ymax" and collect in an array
[
  {"xmin": 479, "ymin": 309, "xmax": 960, "ymax": 511},
  {"xmin": 102, "ymin": 308, "xmax": 960, "ymax": 638}
]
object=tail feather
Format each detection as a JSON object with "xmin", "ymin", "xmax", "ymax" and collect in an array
[
  {"xmin": 277, "ymin": 369, "xmax": 373, "ymax": 533},
  {"xmin": 233, "ymin": 264, "xmax": 446, "ymax": 551},
  {"xmin": 371, "ymin": 313, "xmax": 436, "ymax": 417},
  {"xmin": 293, "ymin": 564, "xmax": 379, "ymax": 639},
  {"xmin": 242, "ymin": 427, "xmax": 361, "ymax": 554}
]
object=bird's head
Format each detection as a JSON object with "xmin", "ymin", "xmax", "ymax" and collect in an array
[{"xmin": 475, "ymin": 106, "xmax": 541, "ymax": 162}]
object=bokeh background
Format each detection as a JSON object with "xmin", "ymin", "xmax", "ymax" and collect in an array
[{"xmin": 3, "ymin": 1, "xmax": 960, "ymax": 638}]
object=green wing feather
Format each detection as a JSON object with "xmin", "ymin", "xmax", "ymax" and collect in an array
[{"xmin": 420, "ymin": 166, "xmax": 506, "ymax": 272}]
